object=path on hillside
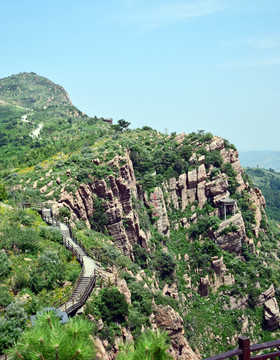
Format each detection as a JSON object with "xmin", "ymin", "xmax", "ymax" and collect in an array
[
  {"xmin": 41, "ymin": 208, "xmax": 97, "ymax": 315},
  {"xmin": 21, "ymin": 114, "xmax": 43, "ymax": 139}
]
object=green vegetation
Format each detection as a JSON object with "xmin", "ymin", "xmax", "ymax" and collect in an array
[
  {"xmin": 245, "ymin": 167, "xmax": 280, "ymax": 221},
  {"xmin": 0, "ymin": 205, "xmax": 80, "ymax": 317},
  {"xmin": 117, "ymin": 330, "xmax": 172, "ymax": 360},
  {"xmin": 6, "ymin": 311, "xmax": 95, "ymax": 360},
  {"xmin": 2, "ymin": 72, "xmax": 280, "ymax": 359}
]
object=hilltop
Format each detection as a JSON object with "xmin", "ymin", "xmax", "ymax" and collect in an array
[
  {"xmin": 0, "ymin": 72, "xmax": 72, "ymax": 109},
  {"xmin": 1, "ymin": 73, "xmax": 280, "ymax": 359}
]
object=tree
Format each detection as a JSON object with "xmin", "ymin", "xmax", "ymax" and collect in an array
[
  {"xmin": 117, "ymin": 329, "xmax": 172, "ymax": 360},
  {"xmin": 98, "ymin": 287, "xmax": 129, "ymax": 323},
  {"xmin": 112, "ymin": 119, "xmax": 131, "ymax": 132},
  {"xmin": 117, "ymin": 119, "xmax": 130, "ymax": 130},
  {"xmin": 6, "ymin": 311, "xmax": 95, "ymax": 360}
]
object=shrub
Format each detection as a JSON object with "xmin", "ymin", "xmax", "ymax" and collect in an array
[
  {"xmin": 98, "ymin": 287, "xmax": 129, "ymax": 324},
  {"xmin": 30, "ymin": 250, "xmax": 65, "ymax": 293},
  {"xmin": 0, "ymin": 286, "xmax": 13, "ymax": 307},
  {"xmin": 91, "ymin": 196, "xmax": 108, "ymax": 233},
  {"xmin": 59, "ymin": 206, "xmax": 71, "ymax": 219},
  {"xmin": 0, "ymin": 302, "xmax": 27, "ymax": 353},
  {"xmin": 0, "ymin": 251, "xmax": 11, "ymax": 276},
  {"xmin": 154, "ymin": 251, "xmax": 176, "ymax": 279},
  {"xmin": 0, "ymin": 226, "xmax": 39, "ymax": 254},
  {"xmin": 204, "ymin": 150, "xmax": 223, "ymax": 169},
  {"xmin": 0, "ymin": 183, "xmax": 8, "ymax": 201},
  {"xmin": 133, "ymin": 243, "xmax": 149, "ymax": 268},
  {"xmin": 12, "ymin": 272, "xmax": 29, "ymax": 294}
]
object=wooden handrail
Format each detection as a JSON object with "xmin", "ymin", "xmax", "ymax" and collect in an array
[{"xmin": 204, "ymin": 337, "xmax": 280, "ymax": 360}]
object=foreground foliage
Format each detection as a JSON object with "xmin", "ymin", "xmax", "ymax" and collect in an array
[
  {"xmin": 117, "ymin": 330, "xmax": 172, "ymax": 360},
  {"xmin": 6, "ymin": 311, "xmax": 96, "ymax": 360}
]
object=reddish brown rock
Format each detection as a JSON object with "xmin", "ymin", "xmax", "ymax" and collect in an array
[
  {"xmin": 149, "ymin": 187, "xmax": 170, "ymax": 237},
  {"xmin": 154, "ymin": 305, "xmax": 199, "ymax": 360},
  {"xmin": 213, "ymin": 213, "xmax": 247, "ymax": 254}
]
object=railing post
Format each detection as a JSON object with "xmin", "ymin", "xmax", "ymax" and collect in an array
[{"xmin": 239, "ymin": 337, "xmax": 250, "ymax": 360}]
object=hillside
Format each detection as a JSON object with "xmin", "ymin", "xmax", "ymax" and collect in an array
[
  {"xmin": 0, "ymin": 72, "xmax": 72, "ymax": 109},
  {"xmin": 2, "ymin": 73, "xmax": 280, "ymax": 359},
  {"xmin": 245, "ymin": 167, "xmax": 280, "ymax": 222}
]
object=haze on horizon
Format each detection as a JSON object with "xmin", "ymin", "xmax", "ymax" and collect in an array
[{"xmin": 1, "ymin": 0, "xmax": 280, "ymax": 151}]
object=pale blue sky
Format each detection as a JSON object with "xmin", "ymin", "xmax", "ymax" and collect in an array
[{"xmin": 1, "ymin": 0, "xmax": 280, "ymax": 150}]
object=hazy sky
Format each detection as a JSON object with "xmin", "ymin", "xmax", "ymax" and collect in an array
[{"xmin": 1, "ymin": 0, "xmax": 280, "ymax": 151}]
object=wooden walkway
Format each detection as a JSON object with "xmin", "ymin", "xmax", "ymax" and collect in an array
[{"xmin": 41, "ymin": 209, "xmax": 97, "ymax": 315}]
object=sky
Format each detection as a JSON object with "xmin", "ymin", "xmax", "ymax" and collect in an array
[{"xmin": 0, "ymin": 0, "xmax": 280, "ymax": 151}]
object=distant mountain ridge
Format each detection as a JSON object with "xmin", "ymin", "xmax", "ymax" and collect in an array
[
  {"xmin": 245, "ymin": 167, "xmax": 280, "ymax": 222},
  {"xmin": 239, "ymin": 151, "xmax": 280, "ymax": 172},
  {"xmin": 0, "ymin": 72, "xmax": 72, "ymax": 109}
]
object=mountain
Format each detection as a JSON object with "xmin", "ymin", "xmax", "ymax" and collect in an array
[
  {"xmin": 1, "ymin": 73, "xmax": 280, "ymax": 359},
  {"xmin": 0, "ymin": 72, "xmax": 72, "ymax": 109},
  {"xmin": 239, "ymin": 151, "xmax": 280, "ymax": 172},
  {"xmin": 0, "ymin": 73, "xmax": 108, "ymax": 171},
  {"xmin": 245, "ymin": 167, "xmax": 280, "ymax": 222}
]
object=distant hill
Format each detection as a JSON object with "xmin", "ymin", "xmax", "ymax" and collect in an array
[
  {"xmin": 245, "ymin": 167, "xmax": 280, "ymax": 222},
  {"xmin": 0, "ymin": 72, "xmax": 109, "ymax": 170},
  {"xmin": 239, "ymin": 151, "xmax": 280, "ymax": 171},
  {"xmin": 0, "ymin": 72, "xmax": 72, "ymax": 109}
]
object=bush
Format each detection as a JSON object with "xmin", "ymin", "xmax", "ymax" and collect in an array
[
  {"xmin": 0, "ymin": 302, "xmax": 27, "ymax": 353},
  {"xmin": 30, "ymin": 250, "xmax": 65, "ymax": 293},
  {"xmin": 91, "ymin": 196, "xmax": 108, "ymax": 233},
  {"xmin": 204, "ymin": 150, "xmax": 223, "ymax": 169},
  {"xmin": 0, "ymin": 286, "xmax": 13, "ymax": 307},
  {"xmin": 0, "ymin": 251, "xmax": 11, "ymax": 276},
  {"xmin": 12, "ymin": 272, "xmax": 29, "ymax": 294},
  {"xmin": 0, "ymin": 226, "xmax": 39, "ymax": 254},
  {"xmin": 59, "ymin": 206, "xmax": 71, "ymax": 219},
  {"xmin": 133, "ymin": 243, "xmax": 149, "ymax": 268},
  {"xmin": 154, "ymin": 251, "xmax": 176, "ymax": 279},
  {"xmin": 98, "ymin": 287, "xmax": 129, "ymax": 324},
  {"xmin": 0, "ymin": 183, "xmax": 8, "ymax": 201}
]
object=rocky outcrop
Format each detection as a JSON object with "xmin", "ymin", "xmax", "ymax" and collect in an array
[
  {"xmin": 148, "ymin": 187, "xmax": 170, "ymax": 237},
  {"xmin": 162, "ymin": 282, "xmax": 179, "ymax": 300},
  {"xmin": 212, "ymin": 213, "xmax": 247, "ymax": 254},
  {"xmin": 210, "ymin": 256, "xmax": 235, "ymax": 292},
  {"xmin": 153, "ymin": 305, "xmax": 199, "ymax": 360},
  {"xmin": 258, "ymin": 284, "xmax": 275, "ymax": 306},
  {"xmin": 249, "ymin": 187, "xmax": 266, "ymax": 237},
  {"xmin": 199, "ymin": 276, "xmax": 209, "ymax": 297},
  {"xmin": 264, "ymin": 298, "xmax": 280, "ymax": 331},
  {"xmin": 59, "ymin": 152, "xmax": 149, "ymax": 257}
]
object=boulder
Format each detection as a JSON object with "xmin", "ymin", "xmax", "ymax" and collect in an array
[
  {"xmin": 154, "ymin": 305, "xmax": 199, "ymax": 360},
  {"xmin": 264, "ymin": 297, "xmax": 280, "ymax": 331}
]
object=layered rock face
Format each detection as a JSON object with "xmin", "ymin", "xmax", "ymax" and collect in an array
[
  {"xmin": 212, "ymin": 213, "xmax": 247, "ymax": 254},
  {"xmin": 59, "ymin": 152, "xmax": 149, "ymax": 257},
  {"xmin": 153, "ymin": 305, "xmax": 200, "ymax": 360},
  {"xmin": 163, "ymin": 136, "xmax": 247, "ymax": 212},
  {"xmin": 55, "ymin": 135, "xmax": 266, "ymax": 259}
]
